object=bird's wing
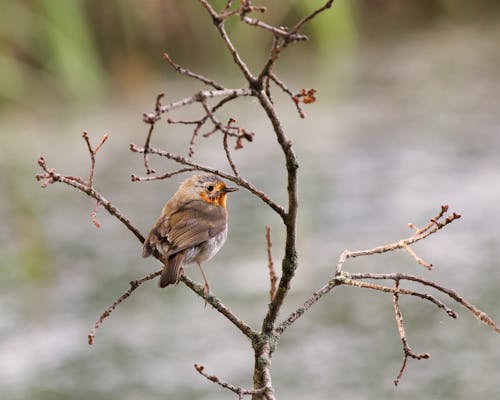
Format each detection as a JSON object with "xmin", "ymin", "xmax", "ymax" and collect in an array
[{"xmin": 142, "ymin": 200, "xmax": 226, "ymax": 258}]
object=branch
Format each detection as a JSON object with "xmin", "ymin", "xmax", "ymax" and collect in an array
[
  {"xmin": 182, "ymin": 275, "xmax": 258, "ymax": 340},
  {"xmin": 198, "ymin": 0, "xmax": 256, "ymax": 83},
  {"xmin": 88, "ymin": 270, "xmax": 161, "ymax": 345},
  {"xmin": 265, "ymin": 226, "xmax": 278, "ymax": 301},
  {"xmin": 131, "ymin": 167, "xmax": 197, "ymax": 182},
  {"xmin": 336, "ymin": 205, "xmax": 460, "ymax": 275},
  {"xmin": 142, "ymin": 88, "xmax": 252, "ymax": 124},
  {"xmin": 163, "ymin": 52, "xmax": 224, "ymax": 90},
  {"xmin": 241, "ymin": 16, "xmax": 307, "ymax": 42},
  {"xmin": 130, "ymin": 144, "xmax": 287, "ymax": 220},
  {"xmin": 277, "ymin": 205, "xmax": 499, "ymax": 337},
  {"xmin": 290, "ymin": 0, "xmax": 335, "ymax": 34},
  {"xmin": 82, "ymin": 131, "xmax": 108, "ymax": 186},
  {"xmin": 36, "ymin": 157, "xmax": 145, "ymax": 244},
  {"xmin": 142, "ymin": 93, "xmax": 165, "ymax": 174},
  {"xmin": 194, "ymin": 364, "xmax": 268, "ymax": 399},
  {"xmin": 350, "ymin": 273, "xmax": 500, "ymax": 334},
  {"xmin": 392, "ymin": 279, "xmax": 429, "ymax": 386}
]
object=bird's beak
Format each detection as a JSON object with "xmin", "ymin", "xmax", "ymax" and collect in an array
[{"xmin": 223, "ymin": 186, "xmax": 238, "ymax": 193}]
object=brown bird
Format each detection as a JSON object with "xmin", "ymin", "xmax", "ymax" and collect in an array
[{"xmin": 142, "ymin": 173, "xmax": 237, "ymax": 291}]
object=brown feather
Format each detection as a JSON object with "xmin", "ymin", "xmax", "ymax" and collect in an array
[{"xmin": 159, "ymin": 251, "xmax": 186, "ymax": 287}]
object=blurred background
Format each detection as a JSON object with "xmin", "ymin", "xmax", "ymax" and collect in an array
[{"xmin": 1, "ymin": 1, "xmax": 499, "ymax": 399}]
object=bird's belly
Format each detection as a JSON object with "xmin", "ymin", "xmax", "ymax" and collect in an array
[{"xmin": 184, "ymin": 227, "xmax": 228, "ymax": 265}]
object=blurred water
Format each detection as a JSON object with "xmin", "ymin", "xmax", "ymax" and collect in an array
[{"xmin": 1, "ymin": 21, "xmax": 499, "ymax": 400}]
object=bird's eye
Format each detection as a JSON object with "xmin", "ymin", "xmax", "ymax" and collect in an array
[{"xmin": 207, "ymin": 185, "xmax": 214, "ymax": 192}]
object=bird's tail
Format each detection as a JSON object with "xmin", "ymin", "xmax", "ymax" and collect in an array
[{"xmin": 159, "ymin": 251, "xmax": 185, "ymax": 288}]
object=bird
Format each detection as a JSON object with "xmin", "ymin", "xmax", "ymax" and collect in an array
[{"xmin": 142, "ymin": 173, "xmax": 238, "ymax": 292}]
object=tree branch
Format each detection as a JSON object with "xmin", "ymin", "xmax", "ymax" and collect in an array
[{"xmin": 130, "ymin": 144, "xmax": 287, "ymax": 220}]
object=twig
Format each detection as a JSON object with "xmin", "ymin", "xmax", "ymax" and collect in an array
[
  {"xmin": 223, "ymin": 131, "xmax": 240, "ymax": 176},
  {"xmin": 198, "ymin": 0, "xmax": 256, "ymax": 83},
  {"xmin": 402, "ymin": 243, "xmax": 432, "ymax": 270},
  {"xmin": 131, "ymin": 167, "xmax": 197, "ymax": 182},
  {"xmin": 90, "ymin": 200, "xmax": 101, "ymax": 228},
  {"xmin": 88, "ymin": 270, "xmax": 161, "ymax": 345},
  {"xmin": 142, "ymin": 88, "xmax": 252, "ymax": 124},
  {"xmin": 241, "ymin": 16, "xmax": 307, "ymax": 42},
  {"xmin": 335, "ymin": 205, "xmax": 461, "ymax": 275},
  {"xmin": 130, "ymin": 144, "xmax": 287, "ymax": 220},
  {"xmin": 163, "ymin": 52, "xmax": 224, "ymax": 90},
  {"xmin": 142, "ymin": 93, "xmax": 165, "ymax": 174},
  {"xmin": 343, "ymin": 278, "xmax": 457, "ymax": 319},
  {"xmin": 82, "ymin": 131, "xmax": 108, "ymax": 187},
  {"xmin": 36, "ymin": 157, "xmax": 145, "ymax": 244},
  {"xmin": 181, "ymin": 275, "xmax": 258, "ymax": 340},
  {"xmin": 194, "ymin": 364, "xmax": 267, "ymax": 399},
  {"xmin": 290, "ymin": 0, "xmax": 335, "ymax": 34},
  {"xmin": 265, "ymin": 226, "xmax": 278, "ymax": 301},
  {"xmin": 350, "ymin": 273, "xmax": 500, "ymax": 334},
  {"xmin": 269, "ymin": 72, "xmax": 306, "ymax": 118},
  {"xmin": 392, "ymin": 279, "xmax": 429, "ymax": 386}
]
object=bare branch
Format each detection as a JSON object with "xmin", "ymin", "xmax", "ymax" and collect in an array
[
  {"xmin": 223, "ymin": 130, "xmax": 240, "ymax": 176},
  {"xmin": 36, "ymin": 157, "xmax": 145, "ymax": 243},
  {"xmin": 198, "ymin": 0, "xmax": 256, "ymax": 83},
  {"xmin": 290, "ymin": 0, "xmax": 335, "ymax": 34},
  {"xmin": 143, "ymin": 88, "xmax": 252, "ymax": 124},
  {"xmin": 82, "ymin": 131, "xmax": 108, "ymax": 187},
  {"xmin": 265, "ymin": 226, "xmax": 278, "ymax": 301},
  {"xmin": 335, "ymin": 205, "xmax": 461, "ymax": 275},
  {"xmin": 163, "ymin": 52, "xmax": 224, "ymax": 90},
  {"xmin": 241, "ymin": 16, "xmax": 307, "ymax": 42},
  {"xmin": 142, "ymin": 93, "xmax": 165, "ymax": 174},
  {"xmin": 130, "ymin": 144, "xmax": 287, "ymax": 220},
  {"xmin": 88, "ymin": 270, "xmax": 161, "ymax": 345},
  {"xmin": 194, "ymin": 363, "xmax": 268, "ymax": 399},
  {"xmin": 342, "ymin": 277, "xmax": 457, "ymax": 318},
  {"xmin": 269, "ymin": 73, "xmax": 306, "ymax": 118},
  {"xmin": 350, "ymin": 273, "xmax": 500, "ymax": 334},
  {"xmin": 131, "ymin": 167, "xmax": 197, "ymax": 182},
  {"xmin": 181, "ymin": 275, "xmax": 258, "ymax": 340},
  {"xmin": 392, "ymin": 280, "xmax": 429, "ymax": 386}
]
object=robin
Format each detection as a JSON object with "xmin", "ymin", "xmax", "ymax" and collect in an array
[{"xmin": 142, "ymin": 173, "xmax": 238, "ymax": 292}]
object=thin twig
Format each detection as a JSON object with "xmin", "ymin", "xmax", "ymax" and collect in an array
[
  {"xmin": 142, "ymin": 93, "xmax": 164, "ymax": 174},
  {"xmin": 130, "ymin": 144, "xmax": 287, "ymax": 220},
  {"xmin": 198, "ymin": 0, "xmax": 256, "ymax": 83},
  {"xmin": 265, "ymin": 226, "xmax": 278, "ymax": 301},
  {"xmin": 194, "ymin": 364, "xmax": 267, "ymax": 399},
  {"xmin": 223, "ymin": 131, "xmax": 240, "ymax": 176},
  {"xmin": 88, "ymin": 270, "xmax": 161, "ymax": 345},
  {"xmin": 343, "ymin": 278, "xmax": 457, "ymax": 318},
  {"xmin": 82, "ymin": 131, "xmax": 108, "ymax": 187},
  {"xmin": 335, "ymin": 205, "xmax": 461, "ymax": 275},
  {"xmin": 131, "ymin": 167, "xmax": 197, "ymax": 182},
  {"xmin": 181, "ymin": 275, "xmax": 258, "ymax": 340},
  {"xmin": 350, "ymin": 273, "xmax": 500, "ymax": 334},
  {"xmin": 143, "ymin": 88, "xmax": 252, "ymax": 124},
  {"xmin": 90, "ymin": 200, "xmax": 101, "ymax": 228},
  {"xmin": 163, "ymin": 53, "xmax": 224, "ymax": 90},
  {"xmin": 241, "ymin": 16, "xmax": 307, "ymax": 42},
  {"xmin": 36, "ymin": 157, "xmax": 145, "ymax": 244},
  {"xmin": 290, "ymin": 0, "xmax": 335, "ymax": 34},
  {"xmin": 392, "ymin": 280, "xmax": 429, "ymax": 386},
  {"xmin": 403, "ymin": 243, "xmax": 432, "ymax": 270},
  {"xmin": 269, "ymin": 72, "xmax": 306, "ymax": 118}
]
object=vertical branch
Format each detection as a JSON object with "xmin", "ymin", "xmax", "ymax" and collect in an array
[
  {"xmin": 223, "ymin": 131, "xmax": 240, "ymax": 177},
  {"xmin": 392, "ymin": 279, "xmax": 430, "ymax": 386},
  {"xmin": 258, "ymin": 90, "xmax": 299, "ymax": 334},
  {"xmin": 142, "ymin": 93, "xmax": 165, "ymax": 174},
  {"xmin": 265, "ymin": 226, "xmax": 278, "ymax": 301}
]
